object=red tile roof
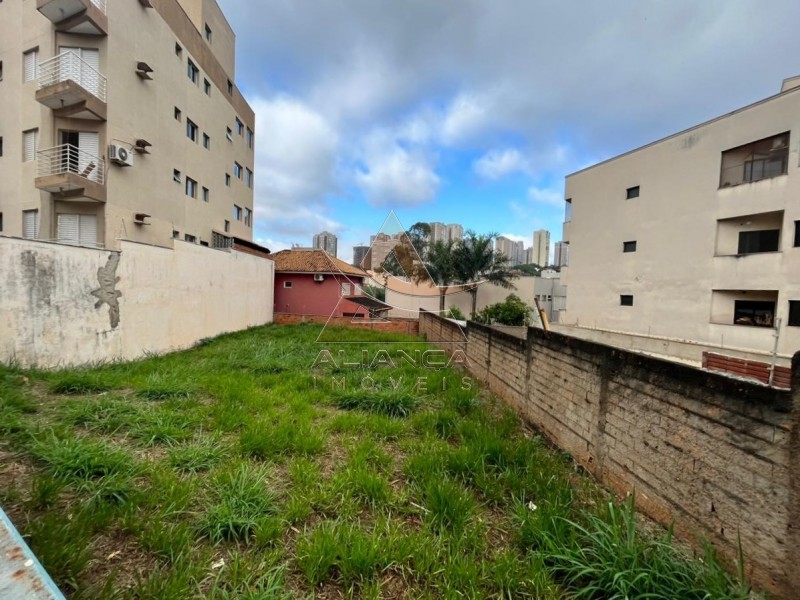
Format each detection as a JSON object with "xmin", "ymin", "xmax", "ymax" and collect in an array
[{"xmin": 270, "ymin": 249, "xmax": 367, "ymax": 277}]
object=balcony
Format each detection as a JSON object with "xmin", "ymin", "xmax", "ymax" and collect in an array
[
  {"xmin": 36, "ymin": 52, "xmax": 107, "ymax": 120},
  {"xmin": 36, "ymin": 0, "xmax": 107, "ymax": 36},
  {"xmin": 35, "ymin": 144, "xmax": 106, "ymax": 202}
]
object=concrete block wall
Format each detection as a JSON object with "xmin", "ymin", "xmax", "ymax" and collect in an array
[{"xmin": 419, "ymin": 310, "xmax": 799, "ymax": 598}]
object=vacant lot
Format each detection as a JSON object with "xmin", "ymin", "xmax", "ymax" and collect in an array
[{"xmin": 0, "ymin": 325, "xmax": 754, "ymax": 599}]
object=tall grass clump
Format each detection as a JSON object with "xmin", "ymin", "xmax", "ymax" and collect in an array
[
  {"xmin": 200, "ymin": 463, "xmax": 277, "ymax": 542},
  {"xmin": 335, "ymin": 389, "xmax": 418, "ymax": 417}
]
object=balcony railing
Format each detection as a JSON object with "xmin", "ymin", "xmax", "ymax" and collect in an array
[
  {"xmin": 38, "ymin": 52, "xmax": 107, "ymax": 102},
  {"xmin": 37, "ymin": 144, "xmax": 105, "ymax": 185}
]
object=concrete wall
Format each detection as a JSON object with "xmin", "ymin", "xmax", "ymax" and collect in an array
[
  {"xmin": 0, "ymin": 236, "xmax": 274, "ymax": 367},
  {"xmin": 551, "ymin": 322, "xmax": 792, "ymax": 368},
  {"xmin": 420, "ymin": 310, "xmax": 799, "ymax": 598},
  {"xmin": 561, "ymin": 83, "xmax": 800, "ymax": 357}
]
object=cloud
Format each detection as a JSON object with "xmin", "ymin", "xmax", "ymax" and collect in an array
[
  {"xmin": 498, "ymin": 233, "xmax": 528, "ymax": 245},
  {"xmin": 474, "ymin": 148, "xmax": 529, "ymax": 180},
  {"xmin": 527, "ymin": 185, "xmax": 564, "ymax": 208},
  {"xmin": 355, "ymin": 146, "xmax": 440, "ymax": 206}
]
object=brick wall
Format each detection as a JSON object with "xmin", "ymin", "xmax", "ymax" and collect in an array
[
  {"xmin": 275, "ymin": 313, "xmax": 419, "ymax": 335},
  {"xmin": 419, "ymin": 310, "xmax": 799, "ymax": 598},
  {"xmin": 703, "ymin": 351, "xmax": 792, "ymax": 388}
]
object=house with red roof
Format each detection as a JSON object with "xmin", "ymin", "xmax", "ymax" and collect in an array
[{"xmin": 271, "ymin": 248, "xmax": 389, "ymax": 318}]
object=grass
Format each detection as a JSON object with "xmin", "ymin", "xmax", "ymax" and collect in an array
[{"xmin": 0, "ymin": 324, "xmax": 759, "ymax": 599}]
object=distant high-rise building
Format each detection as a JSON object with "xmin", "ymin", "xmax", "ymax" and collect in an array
[
  {"xmin": 353, "ymin": 245, "xmax": 370, "ymax": 269},
  {"xmin": 428, "ymin": 222, "xmax": 447, "ymax": 245},
  {"xmin": 447, "ymin": 223, "xmax": 464, "ymax": 242},
  {"xmin": 532, "ymin": 230, "xmax": 551, "ymax": 266},
  {"xmin": 313, "ymin": 231, "xmax": 338, "ymax": 257},
  {"xmin": 554, "ymin": 241, "xmax": 569, "ymax": 267},
  {"xmin": 524, "ymin": 247, "xmax": 535, "ymax": 265},
  {"xmin": 495, "ymin": 236, "xmax": 525, "ymax": 266}
]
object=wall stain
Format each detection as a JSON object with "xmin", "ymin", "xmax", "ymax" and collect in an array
[{"xmin": 90, "ymin": 253, "xmax": 122, "ymax": 329}]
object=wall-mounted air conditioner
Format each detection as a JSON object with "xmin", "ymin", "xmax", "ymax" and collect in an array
[
  {"xmin": 313, "ymin": 274, "xmax": 325, "ymax": 282},
  {"xmin": 109, "ymin": 144, "xmax": 133, "ymax": 167}
]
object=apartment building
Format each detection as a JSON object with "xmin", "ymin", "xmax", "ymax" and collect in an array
[
  {"xmin": 554, "ymin": 241, "xmax": 569, "ymax": 267},
  {"xmin": 495, "ymin": 235, "xmax": 524, "ymax": 266},
  {"xmin": 0, "ymin": 0, "xmax": 255, "ymax": 250},
  {"xmin": 561, "ymin": 77, "xmax": 800, "ymax": 357},
  {"xmin": 446, "ymin": 223, "xmax": 463, "ymax": 242},
  {"xmin": 312, "ymin": 230, "xmax": 338, "ymax": 257},
  {"xmin": 532, "ymin": 229, "xmax": 550, "ymax": 266}
]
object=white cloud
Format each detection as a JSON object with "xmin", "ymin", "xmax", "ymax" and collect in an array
[
  {"xmin": 355, "ymin": 146, "xmax": 440, "ymax": 206},
  {"xmin": 474, "ymin": 148, "xmax": 529, "ymax": 180},
  {"xmin": 527, "ymin": 185, "xmax": 564, "ymax": 208},
  {"xmin": 441, "ymin": 92, "xmax": 491, "ymax": 146},
  {"xmin": 498, "ymin": 233, "xmax": 528, "ymax": 245}
]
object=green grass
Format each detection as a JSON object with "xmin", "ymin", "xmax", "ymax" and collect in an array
[{"xmin": 0, "ymin": 324, "xmax": 759, "ymax": 599}]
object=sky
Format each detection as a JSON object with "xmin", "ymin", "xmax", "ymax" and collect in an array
[{"xmin": 218, "ymin": 0, "xmax": 800, "ymax": 263}]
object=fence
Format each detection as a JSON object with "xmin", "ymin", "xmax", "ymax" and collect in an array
[{"xmin": 419, "ymin": 310, "xmax": 799, "ymax": 598}]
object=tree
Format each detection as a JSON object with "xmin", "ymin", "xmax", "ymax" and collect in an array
[
  {"xmin": 474, "ymin": 294, "xmax": 532, "ymax": 326},
  {"xmin": 407, "ymin": 222, "xmax": 431, "ymax": 258},
  {"xmin": 453, "ymin": 231, "xmax": 518, "ymax": 317},
  {"xmin": 419, "ymin": 239, "xmax": 457, "ymax": 312}
]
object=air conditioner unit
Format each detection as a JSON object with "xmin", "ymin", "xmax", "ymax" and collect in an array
[
  {"xmin": 109, "ymin": 144, "xmax": 134, "ymax": 167},
  {"xmin": 313, "ymin": 274, "xmax": 325, "ymax": 282}
]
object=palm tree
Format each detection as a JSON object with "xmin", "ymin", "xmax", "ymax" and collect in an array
[
  {"xmin": 417, "ymin": 239, "xmax": 457, "ymax": 312},
  {"xmin": 453, "ymin": 231, "xmax": 517, "ymax": 317}
]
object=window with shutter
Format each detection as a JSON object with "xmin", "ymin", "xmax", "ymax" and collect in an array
[
  {"xmin": 23, "ymin": 210, "xmax": 39, "ymax": 239},
  {"xmin": 57, "ymin": 213, "xmax": 97, "ymax": 246},
  {"xmin": 78, "ymin": 131, "xmax": 100, "ymax": 181},
  {"xmin": 23, "ymin": 129, "xmax": 38, "ymax": 162},
  {"xmin": 23, "ymin": 49, "xmax": 38, "ymax": 82}
]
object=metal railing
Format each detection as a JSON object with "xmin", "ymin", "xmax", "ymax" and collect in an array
[
  {"xmin": 37, "ymin": 144, "xmax": 105, "ymax": 185},
  {"xmin": 37, "ymin": 52, "xmax": 107, "ymax": 102},
  {"xmin": 90, "ymin": 0, "xmax": 107, "ymax": 14}
]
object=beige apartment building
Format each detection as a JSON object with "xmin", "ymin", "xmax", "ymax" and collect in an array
[
  {"xmin": 0, "ymin": 0, "xmax": 255, "ymax": 250},
  {"xmin": 532, "ymin": 229, "xmax": 550, "ymax": 266},
  {"xmin": 561, "ymin": 77, "xmax": 800, "ymax": 358}
]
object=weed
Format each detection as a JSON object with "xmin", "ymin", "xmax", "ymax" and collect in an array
[
  {"xmin": 200, "ymin": 463, "xmax": 277, "ymax": 542},
  {"xmin": 167, "ymin": 435, "xmax": 228, "ymax": 473},
  {"xmin": 335, "ymin": 389, "xmax": 418, "ymax": 417},
  {"xmin": 240, "ymin": 415, "xmax": 325, "ymax": 458}
]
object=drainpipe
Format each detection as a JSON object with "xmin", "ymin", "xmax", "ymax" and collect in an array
[{"xmin": 769, "ymin": 317, "xmax": 782, "ymax": 387}]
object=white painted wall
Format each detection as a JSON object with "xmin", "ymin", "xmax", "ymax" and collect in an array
[{"xmin": 0, "ymin": 237, "xmax": 274, "ymax": 367}]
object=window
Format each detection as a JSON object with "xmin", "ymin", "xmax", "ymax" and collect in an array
[
  {"xmin": 175, "ymin": 43, "xmax": 182, "ymax": 57},
  {"xmin": 204, "ymin": 78, "xmax": 211, "ymax": 95},
  {"xmin": 0, "ymin": 61, "xmax": 4, "ymax": 82},
  {"xmin": 623, "ymin": 240, "xmax": 637, "ymax": 253},
  {"xmin": 620, "ymin": 295, "xmax": 634, "ymax": 306},
  {"xmin": 226, "ymin": 127, "xmax": 232, "ymax": 142},
  {"xmin": 794, "ymin": 221, "xmax": 799, "ymax": 247},
  {"xmin": 202, "ymin": 133, "xmax": 210, "ymax": 149},
  {"xmin": 720, "ymin": 132, "xmax": 789, "ymax": 187},
  {"xmin": 626, "ymin": 186, "xmax": 640, "ymax": 199},
  {"xmin": 227, "ymin": 79, "xmax": 233, "ymax": 94},
  {"xmin": 202, "ymin": 186, "xmax": 209, "ymax": 202},
  {"xmin": 212, "ymin": 232, "xmax": 232, "ymax": 249},
  {"xmin": 187, "ymin": 59, "xmax": 199, "ymax": 84},
  {"xmin": 185, "ymin": 177, "xmax": 197, "ymax": 198},
  {"xmin": 174, "ymin": 106, "xmax": 182, "ymax": 121},
  {"xmin": 235, "ymin": 118, "xmax": 244, "ymax": 135},
  {"xmin": 185, "ymin": 234, "xmax": 196, "ymax": 243},
  {"xmin": 200, "ymin": 240, "xmax": 209, "ymax": 247},
  {"xmin": 0, "ymin": 212, "xmax": 3, "ymax": 232},
  {"xmin": 23, "ymin": 48, "xmax": 37, "ymax": 82},
  {"xmin": 734, "ymin": 300, "xmax": 775, "ymax": 327},
  {"xmin": 22, "ymin": 128, "xmax": 38, "ymax": 162},
  {"xmin": 789, "ymin": 301, "xmax": 800, "ymax": 327},
  {"xmin": 244, "ymin": 207, "xmax": 252, "ymax": 227},
  {"xmin": 0, "ymin": 136, "xmax": 3, "ymax": 157},
  {"xmin": 283, "ymin": 281, "xmax": 292, "ymax": 288},
  {"xmin": 57, "ymin": 213, "xmax": 97, "ymax": 247},
  {"xmin": 225, "ymin": 173, "xmax": 231, "ymax": 186},
  {"xmin": 173, "ymin": 169, "xmax": 182, "ymax": 183},
  {"xmin": 205, "ymin": 24, "xmax": 212, "ymax": 42},
  {"xmin": 224, "ymin": 220, "xmax": 230, "ymax": 233},
  {"xmin": 233, "ymin": 205, "xmax": 242, "ymax": 221},
  {"xmin": 738, "ymin": 229, "xmax": 779, "ymax": 254},
  {"xmin": 186, "ymin": 118, "xmax": 198, "ymax": 142},
  {"xmin": 172, "ymin": 230, "xmax": 180, "ymax": 239},
  {"xmin": 22, "ymin": 209, "xmax": 38, "ymax": 239},
  {"xmin": 246, "ymin": 127, "xmax": 253, "ymax": 148},
  {"xmin": 341, "ymin": 283, "xmax": 351, "ymax": 296},
  {"xmin": 564, "ymin": 198, "xmax": 572, "ymax": 223},
  {"xmin": 234, "ymin": 162, "xmax": 242, "ymax": 178}
]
